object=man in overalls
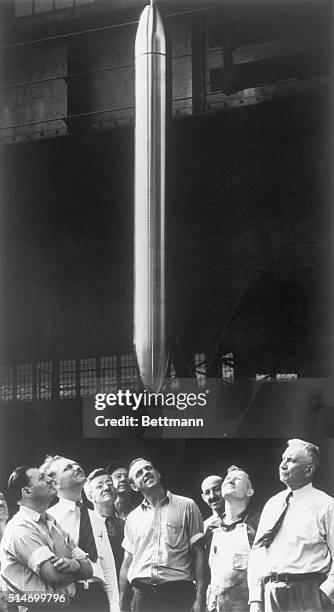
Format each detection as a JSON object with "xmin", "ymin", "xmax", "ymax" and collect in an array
[{"xmin": 207, "ymin": 465, "xmax": 260, "ymax": 612}]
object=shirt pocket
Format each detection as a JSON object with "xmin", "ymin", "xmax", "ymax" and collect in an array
[
  {"xmin": 232, "ymin": 551, "xmax": 249, "ymax": 570},
  {"xmin": 165, "ymin": 523, "xmax": 184, "ymax": 549}
]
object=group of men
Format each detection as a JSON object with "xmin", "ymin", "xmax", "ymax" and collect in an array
[{"xmin": 0, "ymin": 439, "xmax": 334, "ymax": 612}]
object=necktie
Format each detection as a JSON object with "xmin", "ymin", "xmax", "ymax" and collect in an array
[
  {"xmin": 253, "ymin": 491, "xmax": 293, "ymax": 549},
  {"xmin": 78, "ymin": 504, "xmax": 98, "ymax": 562}
]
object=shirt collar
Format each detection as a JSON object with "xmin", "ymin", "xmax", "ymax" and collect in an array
[
  {"xmin": 220, "ymin": 507, "xmax": 248, "ymax": 529},
  {"xmin": 288, "ymin": 482, "xmax": 313, "ymax": 500},
  {"xmin": 18, "ymin": 505, "xmax": 43, "ymax": 522},
  {"xmin": 56, "ymin": 497, "xmax": 80, "ymax": 511},
  {"xmin": 141, "ymin": 490, "xmax": 171, "ymax": 510},
  {"xmin": 211, "ymin": 509, "xmax": 223, "ymax": 520}
]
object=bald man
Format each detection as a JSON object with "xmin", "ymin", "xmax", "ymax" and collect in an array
[{"xmin": 201, "ymin": 476, "xmax": 224, "ymax": 535}]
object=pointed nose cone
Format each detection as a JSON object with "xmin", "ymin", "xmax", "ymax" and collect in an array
[
  {"xmin": 135, "ymin": 1, "xmax": 166, "ymax": 58},
  {"xmin": 134, "ymin": 0, "xmax": 167, "ymax": 394}
]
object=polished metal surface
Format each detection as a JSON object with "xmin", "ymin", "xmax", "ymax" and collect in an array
[{"xmin": 134, "ymin": 0, "xmax": 168, "ymax": 392}]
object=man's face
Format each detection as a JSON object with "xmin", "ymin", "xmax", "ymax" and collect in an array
[
  {"xmin": 26, "ymin": 468, "xmax": 57, "ymax": 503},
  {"xmin": 221, "ymin": 469, "xmax": 252, "ymax": 501},
  {"xmin": 279, "ymin": 445, "xmax": 313, "ymax": 490},
  {"xmin": 0, "ymin": 492, "xmax": 9, "ymax": 522},
  {"xmin": 51, "ymin": 458, "xmax": 86, "ymax": 492},
  {"xmin": 129, "ymin": 460, "xmax": 161, "ymax": 493},
  {"xmin": 110, "ymin": 468, "xmax": 130, "ymax": 494},
  {"xmin": 201, "ymin": 476, "xmax": 224, "ymax": 513},
  {"xmin": 89, "ymin": 474, "xmax": 116, "ymax": 506}
]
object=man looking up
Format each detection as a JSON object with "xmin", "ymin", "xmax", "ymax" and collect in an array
[
  {"xmin": 41, "ymin": 455, "xmax": 120, "ymax": 612},
  {"xmin": 119, "ymin": 458, "xmax": 206, "ymax": 612},
  {"xmin": 106, "ymin": 461, "xmax": 137, "ymax": 521},
  {"xmin": 0, "ymin": 466, "xmax": 92, "ymax": 612},
  {"xmin": 248, "ymin": 439, "xmax": 334, "ymax": 612},
  {"xmin": 206, "ymin": 465, "xmax": 259, "ymax": 612},
  {"xmin": 84, "ymin": 468, "xmax": 124, "ymax": 577}
]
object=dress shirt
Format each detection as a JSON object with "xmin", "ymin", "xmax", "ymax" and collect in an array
[
  {"xmin": 0, "ymin": 505, "xmax": 85, "ymax": 597},
  {"xmin": 123, "ymin": 490, "xmax": 204, "ymax": 584},
  {"xmin": 248, "ymin": 483, "xmax": 334, "ymax": 603},
  {"xmin": 48, "ymin": 499, "xmax": 120, "ymax": 612}
]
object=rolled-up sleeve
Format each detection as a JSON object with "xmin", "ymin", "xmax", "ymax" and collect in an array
[
  {"xmin": 186, "ymin": 500, "xmax": 204, "ymax": 547},
  {"xmin": 28, "ymin": 547, "xmax": 55, "ymax": 575},
  {"xmin": 13, "ymin": 526, "xmax": 54, "ymax": 576},
  {"xmin": 122, "ymin": 520, "xmax": 133, "ymax": 555}
]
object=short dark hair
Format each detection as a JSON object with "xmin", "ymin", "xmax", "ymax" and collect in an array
[
  {"xmin": 8, "ymin": 466, "xmax": 30, "ymax": 504},
  {"xmin": 39, "ymin": 455, "xmax": 65, "ymax": 479},
  {"xmin": 106, "ymin": 460, "xmax": 128, "ymax": 476}
]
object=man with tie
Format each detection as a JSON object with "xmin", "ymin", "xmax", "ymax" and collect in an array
[
  {"xmin": 84, "ymin": 468, "xmax": 124, "ymax": 577},
  {"xmin": 0, "ymin": 465, "xmax": 92, "ymax": 612},
  {"xmin": 40, "ymin": 455, "xmax": 120, "ymax": 612},
  {"xmin": 248, "ymin": 439, "xmax": 334, "ymax": 612}
]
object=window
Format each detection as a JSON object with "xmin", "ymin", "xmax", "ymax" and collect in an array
[
  {"xmin": 59, "ymin": 359, "xmax": 76, "ymax": 398},
  {"xmin": 0, "ymin": 366, "xmax": 13, "ymax": 402},
  {"xmin": 222, "ymin": 352, "xmax": 234, "ymax": 384},
  {"xmin": 120, "ymin": 354, "xmax": 139, "ymax": 391},
  {"xmin": 195, "ymin": 353, "xmax": 206, "ymax": 387},
  {"xmin": 37, "ymin": 362, "xmax": 52, "ymax": 400},
  {"xmin": 80, "ymin": 357, "xmax": 97, "ymax": 397},
  {"xmin": 15, "ymin": 0, "xmax": 94, "ymax": 18},
  {"xmin": 17, "ymin": 364, "xmax": 33, "ymax": 400},
  {"xmin": 100, "ymin": 356, "xmax": 117, "ymax": 393},
  {"xmin": 276, "ymin": 373, "xmax": 298, "ymax": 381}
]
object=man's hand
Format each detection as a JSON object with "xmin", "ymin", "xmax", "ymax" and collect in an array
[
  {"xmin": 250, "ymin": 602, "xmax": 263, "ymax": 612},
  {"xmin": 51, "ymin": 557, "xmax": 80, "ymax": 574}
]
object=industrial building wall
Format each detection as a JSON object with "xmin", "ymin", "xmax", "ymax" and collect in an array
[{"xmin": 0, "ymin": 99, "xmax": 332, "ymax": 375}]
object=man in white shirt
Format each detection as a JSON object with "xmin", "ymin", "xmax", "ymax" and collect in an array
[
  {"xmin": 119, "ymin": 458, "xmax": 206, "ymax": 612},
  {"xmin": 40, "ymin": 455, "xmax": 120, "ymax": 612},
  {"xmin": 248, "ymin": 439, "xmax": 334, "ymax": 612},
  {"xmin": 84, "ymin": 468, "xmax": 124, "ymax": 577},
  {"xmin": 0, "ymin": 465, "xmax": 92, "ymax": 612}
]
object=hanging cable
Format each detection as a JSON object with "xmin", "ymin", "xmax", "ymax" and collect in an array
[{"xmin": 0, "ymin": 5, "xmax": 215, "ymax": 51}]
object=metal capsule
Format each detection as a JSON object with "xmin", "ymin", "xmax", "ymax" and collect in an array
[{"xmin": 134, "ymin": 0, "xmax": 168, "ymax": 393}]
